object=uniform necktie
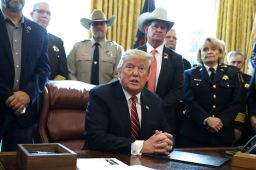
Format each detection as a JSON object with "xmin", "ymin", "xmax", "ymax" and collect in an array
[
  {"xmin": 209, "ymin": 67, "xmax": 215, "ymax": 82},
  {"xmin": 91, "ymin": 43, "xmax": 99, "ymax": 85},
  {"xmin": 148, "ymin": 49, "xmax": 157, "ymax": 92},
  {"xmin": 130, "ymin": 96, "xmax": 140, "ymax": 140}
]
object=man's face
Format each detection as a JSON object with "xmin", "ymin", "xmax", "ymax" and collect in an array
[
  {"xmin": 1, "ymin": 0, "xmax": 25, "ymax": 13},
  {"xmin": 144, "ymin": 21, "xmax": 168, "ymax": 45},
  {"xmin": 30, "ymin": 3, "xmax": 51, "ymax": 28},
  {"xmin": 201, "ymin": 43, "xmax": 220, "ymax": 66},
  {"xmin": 229, "ymin": 55, "xmax": 244, "ymax": 70},
  {"xmin": 118, "ymin": 57, "xmax": 149, "ymax": 96},
  {"xmin": 165, "ymin": 30, "xmax": 177, "ymax": 50},
  {"xmin": 90, "ymin": 21, "xmax": 107, "ymax": 40}
]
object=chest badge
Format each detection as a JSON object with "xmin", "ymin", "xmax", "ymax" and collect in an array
[
  {"xmin": 222, "ymin": 75, "xmax": 229, "ymax": 80},
  {"xmin": 52, "ymin": 45, "xmax": 59, "ymax": 52}
]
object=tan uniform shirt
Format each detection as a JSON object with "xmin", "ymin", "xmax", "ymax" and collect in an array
[{"xmin": 67, "ymin": 39, "xmax": 123, "ymax": 84}]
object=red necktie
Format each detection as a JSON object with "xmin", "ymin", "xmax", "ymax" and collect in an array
[
  {"xmin": 148, "ymin": 49, "xmax": 157, "ymax": 92},
  {"xmin": 130, "ymin": 96, "xmax": 140, "ymax": 140}
]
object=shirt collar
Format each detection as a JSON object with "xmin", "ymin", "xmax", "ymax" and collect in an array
[
  {"xmin": 2, "ymin": 10, "xmax": 24, "ymax": 25},
  {"xmin": 146, "ymin": 42, "xmax": 165, "ymax": 54},
  {"xmin": 122, "ymin": 88, "xmax": 141, "ymax": 104},
  {"xmin": 91, "ymin": 38, "xmax": 106, "ymax": 47},
  {"xmin": 204, "ymin": 64, "xmax": 218, "ymax": 72}
]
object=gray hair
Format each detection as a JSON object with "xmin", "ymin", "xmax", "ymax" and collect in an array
[
  {"xmin": 117, "ymin": 49, "xmax": 151, "ymax": 70},
  {"xmin": 226, "ymin": 51, "xmax": 244, "ymax": 64}
]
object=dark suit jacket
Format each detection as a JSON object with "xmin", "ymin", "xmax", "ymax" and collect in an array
[
  {"xmin": 48, "ymin": 33, "xmax": 68, "ymax": 80},
  {"xmin": 84, "ymin": 80, "xmax": 170, "ymax": 154},
  {"xmin": 0, "ymin": 10, "xmax": 50, "ymax": 127},
  {"xmin": 137, "ymin": 45, "xmax": 184, "ymax": 133},
  {"xmin": 248, "ymin": 68, "xmax": 256, "ymax": 117},
  {"xmin": 181, "ymin": 65, "xmax": 241, "ymax": 146}
]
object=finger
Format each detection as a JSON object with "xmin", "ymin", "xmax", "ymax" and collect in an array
[{"xmin": 5, "ymin": 95, "xmax": 15, "ymax": 106}]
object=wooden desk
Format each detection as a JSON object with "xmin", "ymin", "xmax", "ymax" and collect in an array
[{"xmin": 0, "ymin": 147, "xmax": 248, "ymax": 170}]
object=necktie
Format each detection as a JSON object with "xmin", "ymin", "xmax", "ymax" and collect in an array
[
  {"xmin": 130, "ymin": 96, "xmax": 140, "ymax": 140},
  {"xmin": 209, "ymin": 67, "xmax": 215, "ymax": 82},
  {"xmin": 91, "ymin": 43, "xmax": 99, "ymax": 85},
  {"xmin": 148, "ymin": 49, "xmax": 157, "ymax": 92}
]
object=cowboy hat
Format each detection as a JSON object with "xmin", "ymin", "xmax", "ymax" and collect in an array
[
  {"xmin": 138, "ymin": 8, "xmax": 174, "ymax": 33},
  {"xmin": 80, "ymin": 9, "xmax": 116, "ymax": 29}
]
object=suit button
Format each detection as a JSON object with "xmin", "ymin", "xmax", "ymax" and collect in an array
[
  {"xmin": 213, "ymin": 85, "xmax": 216, "ymax": 88},
  {"xmin": 213, "ymin": 105, "xmax": 216, "ymax": 109},
  {"xmin": 213, "ymin": 95, "xmax": 216, "ymax": 99}
]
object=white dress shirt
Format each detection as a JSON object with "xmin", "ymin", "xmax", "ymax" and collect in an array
[{"xmin": 122, "ymin": 88, "xmax": 144, "ymax": 155}]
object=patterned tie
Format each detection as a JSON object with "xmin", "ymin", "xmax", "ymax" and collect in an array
[
  {"xmin": 130, "ymin": 96, "xmax": 140, "ymax": 140},
  {"xmin": 209, "ymin": 67, "xmax": 215, "ymax": 82},
  {"xmin": 148, "ymin": 49, "xmax": 157, "ymax": 92},
  {"xmin": 91, "ymin": 43, "xmax": 99, "ymax": 85}
]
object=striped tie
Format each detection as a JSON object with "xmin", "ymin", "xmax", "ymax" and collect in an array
[{"xmin": 130, "ymin": 96, "xmax": 140, "ymax": 140}]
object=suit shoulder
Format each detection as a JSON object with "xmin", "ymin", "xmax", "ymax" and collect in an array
[
  {"xmin": 91, "ymin": 80, "xmax": 119, "ymax": 96},
  {"xmin": 48, "ymin": 33, "xmax": 63, "ymax": 43}
]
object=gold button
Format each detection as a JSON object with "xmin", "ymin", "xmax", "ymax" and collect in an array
[
  {"xmin": 213, "ymin": 85, "xmax": 216, "ymax": 88},
  {"xmin": 213, "ymin": 105, "xmax": 216, "ymax": 109},
  {"xmin": 213, "ymin": 95, "xmax": 216, "ymax": 99}
]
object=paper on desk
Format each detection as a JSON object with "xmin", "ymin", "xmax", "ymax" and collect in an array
[
  {"xmin": 77, "ymin": 158, "xmax": 154, "ymax": 170},
  {"xmin": 77, "ymin": 158, "xmax": 127, "ymax": 170}
]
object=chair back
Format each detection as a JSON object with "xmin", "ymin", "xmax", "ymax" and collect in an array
[{"xmin": 38, "ymin": 80, "xmax": 95, "ymax": 151}]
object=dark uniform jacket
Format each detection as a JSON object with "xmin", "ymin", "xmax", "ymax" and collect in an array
[
  {"xmin": 181, "ymin": 64, "xmax": 241, "ymax": 146},
  {"xmin": 48, "ymin": 33, "xmax": 68, "ymax": 80}
]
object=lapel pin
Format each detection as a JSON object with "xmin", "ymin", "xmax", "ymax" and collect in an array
[
  {"xmin": 146, "ymin": 105, "xmax": 149, "ymax": 110},
  {"xmin": 26, "ymin": 26, "xmax": 31, "ymax": 33},
  {"xmin": 163, "ymin": 53, "xmax": 168, "ymax": 59},
  {"xmin": 244, "ymin": 83, "xmax": 250, "ymax": 88},
  {"xmin": 52, "ymin": 45, "xmax": 59, "ymax": 52},
  {"xmin": 193, "ymin": 78, "xmax": 202, "ymax": 81}
]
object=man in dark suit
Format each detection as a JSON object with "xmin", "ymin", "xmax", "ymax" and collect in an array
[
  {"xmin": 0, "ymin": 0, "xmax": 50, "ymax": 151},
  {"xmin": 248, "ymin": 68, "xmax": 256, "ymax": 134},
  {"xmin": 180, "ymin": 37, "xmax": 241, "ymax": 147},
  {"xmin": 85, "ymin": 49, "xmax": 173, "ymax": 155},
  {"xmin": 137, "ymin": 8, "xmax": 184, "ymax": 134},
  {"xmin": 30, "ymin": 2, "xmax": 68, "ymax": 80},
  {"xmin": 226, "ymin": 51, "xmax": 253, "ymax": 145}
]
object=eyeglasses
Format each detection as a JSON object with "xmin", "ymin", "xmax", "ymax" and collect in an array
[
  {"xmin": 165, "ymin": 36, "xmax": 177, "ymax": 40},
  {"xmin": 33, "ymin": 9, "xmax": 51, "ymax": 16},
  {"xmin": 91, "ymin": 21, "xmax": 106, "ymax": 27}
]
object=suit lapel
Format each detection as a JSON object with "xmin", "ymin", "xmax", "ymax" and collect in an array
[
  {"xmin": 213, "ymin": 66, "xmax": 224, "ymax": 83},
  {"xmin": 201, "ymin": 66, "xmax": 212, "ymax": 83},
  {"xmin": 140, "ymin": 89, "xmax": 151, "ymax": 133},
  {"xmin": 114, "ymin": 82, "xmax": 131, "ymax": 131},
  {"xmin": 156, "ymin": 47, "xmax": 170, "ymax": 91}
]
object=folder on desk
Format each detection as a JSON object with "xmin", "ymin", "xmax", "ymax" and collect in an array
[{"xmin": 169, "ymin": 150, "xmax": 230, "ymax": 167}]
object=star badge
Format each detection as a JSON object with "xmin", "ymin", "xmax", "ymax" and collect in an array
[{"xmin": 222, "ymin": 75, "xmax": 229, "ymax": 80}]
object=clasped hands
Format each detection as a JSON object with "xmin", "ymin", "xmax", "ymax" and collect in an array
[
  {"xmin": 204, "ymin": 116, "xmax": 223, "ymax": 133},
  {"xmin": 141, "ymin": 130, "xmax": 173, "ymax": 155},
  {"xmin": 5, "ymin": 91, "xmax": 30, "ymax": 115}
]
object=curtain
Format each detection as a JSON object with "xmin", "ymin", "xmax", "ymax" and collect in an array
[
  {"xmin": 216, "ymin": 0, "xmax": 256, "ymax": 72},
  {"xmin": 90, "ymin": 0, "xmax": 144, "ymax": 50}
]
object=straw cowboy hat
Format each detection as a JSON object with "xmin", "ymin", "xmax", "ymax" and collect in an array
[
  {"xmin": 138, "ymin": 8, "xmax": 174, "ymax": 33},
  {"xmin": 80, "ymin": 9, "xmax": 116, "ymax": 30}
]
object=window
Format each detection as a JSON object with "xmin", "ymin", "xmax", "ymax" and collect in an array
[{"xmin": 156, "ymin": 0, "xmax": 218, "ymax": 65}]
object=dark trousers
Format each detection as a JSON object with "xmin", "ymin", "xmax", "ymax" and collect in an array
[{"xmin": 0, "ymin": 112, "xmax": 34, "ymax": 152}]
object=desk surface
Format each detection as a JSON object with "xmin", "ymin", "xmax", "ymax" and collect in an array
[{"xmin": 0, "ymin": 147, "xmax": 248, "ymax": 170}]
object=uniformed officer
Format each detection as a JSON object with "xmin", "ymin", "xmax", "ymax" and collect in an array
[
  {"xmin": 226, "ymin": 51, "xmax": 253, "ymax": 145},
  {"xmin": 179, "ymin": 37, "xmax": 241, "ymax": 147},
  {"xmin": 31, "ymin": 2, "xmax": 68, "ymax": 80},
  {"xmin": 67, "ymin": 10, "xmax": 123, "ymax": 85}
]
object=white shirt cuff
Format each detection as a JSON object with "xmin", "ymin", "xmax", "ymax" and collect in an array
[{"xmin": 131, "ymin": 140, "xmax": 144, "ymax": 155}]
